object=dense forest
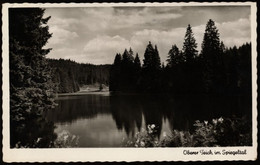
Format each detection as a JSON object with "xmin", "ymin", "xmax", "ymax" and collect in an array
[
  {"xmin": 48, "ymin": 59, "xmax": 111, "ymax": 93},
  {"xmin": 110, "ymin": 20, "xmax": 251, "ymax": 98}
]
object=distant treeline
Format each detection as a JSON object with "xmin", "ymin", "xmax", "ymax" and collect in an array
[
  {"xmin": 110, "ymin": 20, "xmax": 251, "ymax": 96},
  {"xmin": 48, "ymin": 59, "xmax": 111, "ymax": 93}
]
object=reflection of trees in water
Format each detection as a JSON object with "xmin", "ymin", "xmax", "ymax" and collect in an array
[
  {"xmin": 110, "ymin": 93, "xmax": 251, "ymax": 138},
  {"xmin": 141, "ymin": 95, "xmax": 163, "ymax": 138},
  {"xmin": 46, "ymin": 93, "xmax": 251, "ymax": 139},
  {"xmin": 110, "ymin": 95, "xmax": 143, "ymax": 137},
  {"xmin": 46, "ymin": 95, "xmax": 111, "ymax": 123},
  {"xmin": 166, "ymin": 94, "xmax": 251, "ymax": 133},
  {"xmin": 110, "ymin": 94, "xmax": 188, "ymax": 138},
  {"xmin": 110, "ymin": 94, "xmax": 194, "ymax": 138}
]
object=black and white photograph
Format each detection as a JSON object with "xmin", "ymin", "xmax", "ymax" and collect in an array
[{"xmin": 2, "ymin": 2, "xmax": 257, "ymax": 162}]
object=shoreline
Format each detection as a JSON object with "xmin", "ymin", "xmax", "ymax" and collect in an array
[{"xmin": 57, "ymin": 88, "xmax": 110, "ymax": 97}]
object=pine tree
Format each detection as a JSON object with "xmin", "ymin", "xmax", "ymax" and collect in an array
[
  {"xmin": 128, "ymin": 47, "xmax": 135, "ymax": 62},
  {"xmin": 109, "ymin": 53, "xmax": 122, "ymax": 91},
  {"xmin": 141, "ymin": 41, "xmax": 162, "ymax": 91},
  {"xmin": 122, "ymin": 49, "xmax": 130, "ymax": 63},
  {"xmin": 183, "ymin": 24, "xmax": 198, "ymax": 63},
  {"xmin": 9, "ymin": 8, "xmax": 56, "ymax": 148},
  {"xmin": 134, "ymin": 53, "xmax": 141, "ymax": 70},
  {"xmin": 167, "ymin": 44, "xmax": 181, "ymax": 67},
  {"xmin": 154, "ymin": 45, "xmax": 161, "ymax": 70},
  {"xmin": 143, "ymin": 41, "xmax": 161, "ymax": 70},
  {"xmin": 143, "ymin": 41, "xmax": 154, "ymax": 69},
  {"xmin": 122, "ymin": 48, "xmax": 134, "ymax": 65},
  {"xmin": 201, "ymin": 19, "xmax": 221, "ymax": 65},
  {"xmin": 114, "ymin": 53, "xmax": 122, "ymax": 65},
  {"xmin": 201, "ymin": 19, "xmax": 226, "ymax": 93},
  {"xmin": 134, "ymin": 53, "xmax": 141, "ymax": 90}
]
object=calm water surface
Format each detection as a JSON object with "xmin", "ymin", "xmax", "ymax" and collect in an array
[{"xmin": 45, "ymin": 91, "xmax": 250, "ymax": 147}]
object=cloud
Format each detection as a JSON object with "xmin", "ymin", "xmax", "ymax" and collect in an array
[
  {"xmin": 81, "ymin": 28, "xmax": 188, "ymax": 65},
  {"xmin": 128, "ymin": 27, "xmax": 193, "ymax": 63},
  {"xmin": 80, "ymin": 7, "xmax": 182, "ymax": 31},
  {"xmin": 56, "ymin": 17, "xmax": 250, "ymax": 65},
  {"xmin": 46, "ymin": 47, "xmax": 79, "ymax": 59},
  {"xmin": 48, "ymin": 17, "xmax": 80, "ymax": 29},
  {"xmin": 44, "ymin": 6, "xmax": 251, "ymax": 65},
  {"xmin": 113, "ymin": 7, "xmax": 183, "ymax": 28},
  {"xmin": 217, "ymin": 18, "xmax": 251, "ymax": 48},
  {"xmin": 48, "ymin": 26, "xmax": 79, "ymax": 46},
  {"xmin": 81, "ymin": 27, "xmax": 188, "ymax": 64},
  {"xmin": 83, "ymin": 35, "xmax": 131, "ymax": 64}
]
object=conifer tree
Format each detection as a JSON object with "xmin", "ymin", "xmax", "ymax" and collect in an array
[
  {"xmin": 134, "ymin": 53, "xmax": 141, "ymax": 69},
  {"xmin": 201, "ymin": 19, "xmax": 221, "ymax": 64},
  {"xmin": 183, "ymin": 24, "xmax": 198, "ymax": 63},
  {"xmin": 122, "ymin": 49, "xmax": 130, "ymax": 63},
  {"xmin": 9, "ymin": 8, "xmax": 56, "ymax": 147},
  {"xmin": 143, "ymin": 41, "xmax": 154, "ymax": 69},
  {"xmin": 128, "ymin": 47, "xmax": 135, "ymax": 62},
  {"xmin": 201, "ymin": 19, "xmax": 226, "ymax": 93},
  {"xmin": 143, "ymin": 41, "xmax": 161, "ymax": 70},
  {"xmin": 154, "ymin": 45, "xmax": 161, "ymax": 70},
  {"xmin": 134, "ymin": 53, "xmax": 141, "ymax": 90},
  {"xmin": 142, "ymin": 41, "xmax": 162, "ymax": 91},
  {"xmin": 109, "ymin": 53, "xmax": 122, "ymax": 91},
  {"xmin": 167, "ymin": 44, "xmax": 181, "ymax": 67}
]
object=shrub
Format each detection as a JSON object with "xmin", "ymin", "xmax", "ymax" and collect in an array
[
  {"xmin": 54, "ymin": 130, "xmax": 79, "ymax": 148},
  {"xmin": 124, "ymin": 124, "xmax": 159, "ymax": 147},
  {"xmin": 124, "ymin": 116, "xmax": 252, "ymax": 147},
  {"xmin": 159, "ymin": 130, "xmax": 194, "ymax": 147}
]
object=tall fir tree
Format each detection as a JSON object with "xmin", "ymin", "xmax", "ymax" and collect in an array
[
  {"xmin": 201, "ymin": 19, "xmax": 222, "ymax": 65},
  {"xmin": 9, "ymin": 8, "xmax": 56, "ymax": 148},
  {"xmin": 201, "ymin": 19, "xmax": 226, "ymax": 93},
  {"xmin": 142, "ymin": 41, "xmax": 162, "ymax": 91},
  {"xmin": 143, "ymin": 41, "xmax": 154, "ymax": 69},
  {"xmin": 183, "ymin": 24, "xmax": 198, "ymax": 63}
]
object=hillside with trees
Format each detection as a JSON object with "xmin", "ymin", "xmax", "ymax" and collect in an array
[
  {"xmin": 109, "ymin": 19, "xmax": 251, "ymax": 98},
  {"xmin": 48, "ymin": 59, "xmax": 111, "ymax": 93}
]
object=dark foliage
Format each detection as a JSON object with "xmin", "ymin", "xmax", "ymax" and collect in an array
[
  {"xmin": 141, "ymin": 43, "xmax": 162, "ymax": 92},
  {"xmin": 48, "ymin": 59, "xmax": 111, "ymax": 93},
  {"xmin": 109, "ymin": 48, "xmax": 144, "ymax": 91},
  {"xmin": 9, "ymin": 8, "xmax": 57, "ymax": 148},
  {"xmin": 183, "ymin": 24, "xmax": 198, "ymax": 63},
  {"xmin": 109, "ymin": 42, "xmax": 162, "ymax": 92},
  {"xmin": 109, "ymin": 53, "xmax": 122, "ymax": 91}
]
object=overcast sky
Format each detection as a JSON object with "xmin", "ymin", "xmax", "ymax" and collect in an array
[{"xmin": 44, "ymin": 5, "xmax": 251, "ymax": 65}]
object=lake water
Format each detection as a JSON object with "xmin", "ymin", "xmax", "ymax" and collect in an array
[{"xmin": 45, "ymin": 91, "xmax": 250, "ymax": 147}]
